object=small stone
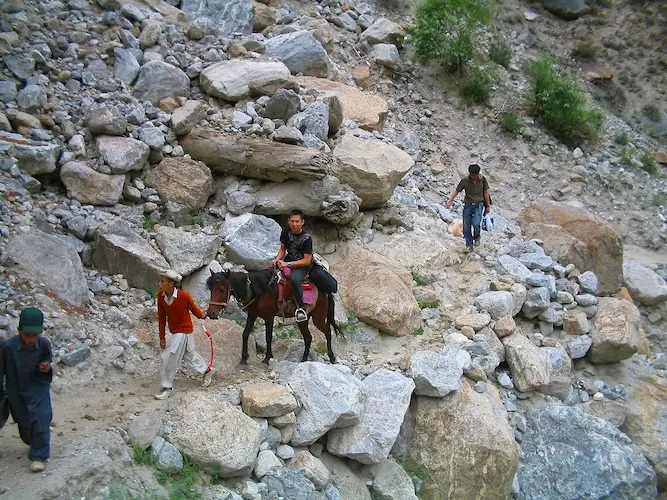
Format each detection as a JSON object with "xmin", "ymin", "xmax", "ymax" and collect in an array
[
  {"xmin": 276, "ymin": 444, "xmax": 295, "ymax": 460},
  {"xmin": 494, "ymin": 315, "xmax": 516, "ymax": 338},
  {"xmin": 593, "ymin": 392, "xmax": 605, "ymax": 401},
  {"xmin": 474, "ymin": 381, "xmax": 487, "ymax": 393}
]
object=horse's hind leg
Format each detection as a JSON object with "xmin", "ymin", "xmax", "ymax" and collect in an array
[
  {"xmin": 314, "ymin": 313, "xmax": 335, "ymax": 364},
  {"xmin": 241, "ymin": 315, "xmax": 257, "ymax": 364},
  {"xmin": 263, "ymin": 316, "xmax": 275, "ymax": 364},
  {"xmin": 298, "ymin": 323, "xmax": 312, "ymax": 362}
]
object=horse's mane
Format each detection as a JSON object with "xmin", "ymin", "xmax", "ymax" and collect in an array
[
  {"xmin": 247, "ymin": 269, "xmax": 278, "ymax": 297},
  {"xmin": 206, "ymin": 269, "xmax": 277, "ymax": 302}
]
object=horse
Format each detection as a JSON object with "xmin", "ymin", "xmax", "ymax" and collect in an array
[{"xmin": 206, "ymin": 269, "xmax": 342, "ymax": 364}]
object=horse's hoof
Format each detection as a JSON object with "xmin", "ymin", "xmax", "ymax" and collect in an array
[
  {"xmin": 239, "ymin": 359, "xmax": 248, "ymax": 366},
  {"xmin": 262, "ymin": 357, "xmax": 271, "ymax": 365},
  {"xmin": 329, "ymin": 355, "xmax": 336, "ymax": 364}
]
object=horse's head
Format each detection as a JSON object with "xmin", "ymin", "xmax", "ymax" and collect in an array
[{"xmin": 206, "ymin": 269, "xmax": 232, "ymax": 319}]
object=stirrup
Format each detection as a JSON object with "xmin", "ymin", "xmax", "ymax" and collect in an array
[{"xmin": 295, "ymin": 308, "xmax": 308, "ymax": 323}]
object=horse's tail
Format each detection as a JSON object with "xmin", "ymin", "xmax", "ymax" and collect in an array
[{"xmin": 327, "ymin": 293, "xmax": 344, "ymax": 338}]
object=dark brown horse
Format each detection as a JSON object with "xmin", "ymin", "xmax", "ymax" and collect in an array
[{"xmin": 206, "ymin": 269, "xmax": 341, "ymax": 364}]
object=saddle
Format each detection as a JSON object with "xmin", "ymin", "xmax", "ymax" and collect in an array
[{"xmin": 277, "ymin": 268, "xmax": 318, "ymax": 319}]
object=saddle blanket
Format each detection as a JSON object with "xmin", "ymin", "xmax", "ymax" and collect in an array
[{"xmin": 279, "ymin": 268, "xmax": 317, "ymax": 304}]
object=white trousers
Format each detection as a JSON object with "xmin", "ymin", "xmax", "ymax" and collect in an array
[{"xmin": 160, "ymin": 333, "xmax": 208, "ymax": 389}]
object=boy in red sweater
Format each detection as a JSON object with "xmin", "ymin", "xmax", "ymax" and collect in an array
[{"xmin": 154, "ymin": 270, "xmax": 215, "ymax": 400}]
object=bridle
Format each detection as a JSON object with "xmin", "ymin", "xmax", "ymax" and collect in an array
[{"xmin": 209, "ymin": 272, "xmax": 279, "ymax": 313}]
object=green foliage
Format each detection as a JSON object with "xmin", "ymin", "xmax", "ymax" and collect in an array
[
  {"xmin": 614, "ymin": 132, "xmax": 630, "ymax": 145},
  {"xmin": 642, "ymin": 104, "xmax": 662, "ymax": 123},
  {"xmin": 144, "ymin": 282, "xmax": 158, "ymax": 299},
  {"xmin": 346, "ymin": 311, "xmax": 358, "ymax": 323},
  {"xmin": 133, "ymin": 444, "xmax": 155, "ymax": 466},
  {"xmin": 653, "ymin": 192, "xmax": 667, "ymax": 207},
  {"xmin": 489, "ymin": 41, "xmax": 512, "ymax": 68},
  {"xmin": 499, "ymin": 112, "xmax": 521, "ymax": 137},
  {"xmin": 411, "ymin": 270, "xmax": 427, "ymax": 286},
  {"xmin": 412, "ymin": 327, "xmax": 425, "ymax": 336},
  {"xmin": 620, "ymin": 148, "xmax": 634, "ymax": 168},
  {"xmin": 189, "ymin": 214, "xmax": 204, "ymax": 226},
  {"xmin": 640, "ymin": 151, "xmax": 658, "ymax": 174},
  {"xmin": 157, "ymin": 458, "xmax": 201, "ymax": 500},
  {"xmin": 458, "ymin": 65, "xmax": 496, "ymax": 104},
  {"xmin": 416, "ymin": 297, "xmax": 439, "ymax": 309},
  {"xmin": 401, "ymin": 459, "xmax": 427, "ymax": 478},
  {"xmin": 571, "ymin": 41, "xmax": 598, "ymax": 61},
  {"xmin": 314, "ymin": 343, "xmax": 328, "ymax": 355},
  {"xmin": 409, "ymin": 0, "xmax": 493, "ymax": 73},
  {"xmin": 143, "ymin": 217, "xmax": 155, "ymax": 232},
  {"xmin": 527, "ymin": 55, "xmax": 604, "ymax": 144}
]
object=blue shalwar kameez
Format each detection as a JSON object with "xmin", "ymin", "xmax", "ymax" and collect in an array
[{"xmin": 0, "ymin": 335, "xmax": 53, "ymax": 461}]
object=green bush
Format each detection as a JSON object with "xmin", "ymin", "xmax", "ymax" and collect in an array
[
  {"xmin": 499, "ymin": 112, "xmax": 521, "ymax": 136},
  {"xmin": 571, "ymin": 41, "xmax": 598, "ymax": 61},
  {"xmin": 527, "ymin": 55, "xmax": 604, "ymax": 144},
  {"xmin": 143, "ymin": 217, "xmax": 155, "ymax": 232},
  {"xmin": 133, "ymin": 444, "xmax": 155, "ymax": 466},
  {"xmin": 614, "ymin": 132, "xmax": 629, "ymax": 145},
  {"xmin": 620, "ymin": 148, "xmax": 634, "ymax": 168},
  {"xmin": 459, "ymin": 66, "xmax": 495, "ymax": 104},
  {"xmin": 489, "ymin": 41, "xmax": 512, "ymax": 68},
  {"xmin": 641, "ymin": 151, "xmax": 658, "ymax": 174},
  {"xmin": 409, "ymin": 0, "xmax": 493, "ymax": 72}
]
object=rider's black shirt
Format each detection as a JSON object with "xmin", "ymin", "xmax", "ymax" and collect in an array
[{"xmin": 280, "ymin": 228, "xmax": 313, "ymax": 262}]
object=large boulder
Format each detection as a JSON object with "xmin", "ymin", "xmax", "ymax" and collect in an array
[
  {"xmin": 622, "ymin": 262, "xmax": 667, "ymax": 305},
  {"xmin": 333, "ymin": 245, "xmax": 421, "ymax": 337},
  {"xmin": 517, "ymin": 198, "xmax": 623, "ymax": 294},
  {"xmin": 518, "ymin": 404, "xmax": 657, "ymax": 499},
  {"xmin": 543, "ymin": 0, "xmax": 591, "ymax": 20},
  {"xmin": 409, "ymin": 348, "xmax": 471, "ymax": 397},
  {"xmin": 622, "ymin": 375, "xmax": 667, "ymax": 490},
  {"xmin": 327, "ymin": 368, "xmax": 415, "ymax": 464},
  {"xmin": 589, "ymin": 297, "xmax": 644, "ymax": 364},
  {"xmin": 219, "ymin": 213, "xmax": 281, "ymax": 270},
  {"xmin": 8, "ymin": 230, "xmax": 89, "ymax": 307},
  {"xmin": 181, "ymin": 0, "xmax": 254, "ymax": 36},
  {"xmin": 366, "ymin": 228, "xmax": 458, "ymax": 272},
  {"xmin": 359, "ymin": 18, "xmax": 406, "ymax": 47},
  {"xmin": 264, "ymin": 31, "xmax": 331, "ymax": 78},
  {"xmin": 0, "ymin": 131, "xmax": 60, "ymax": 175},
  {"xmin": 241, "ymin": 382, "xmax": 298, "ymax": 418},
  {"xmin": 406, "ymin": 380, "xmax": 520, "ymax": 500},
  {"xmin": 333, "ymin": 134, "xmax": 414, "ymax": 208},
  {"xmin": 180, "ymin": 128, "xmax": 333, "ymax": 182},
  {"xmin": 473, "ymin": 291, "xmax": 515, "ymax": 320},
  {"xmin": 286, "ymin": 362, "xmax": 364, "ymax": 446},
  {"xmin": 171, "ymin": 100, "xmax": 208, "ymax": 136},
  {"xmin": 194, "ymin": 318, "xmax": 256, "ymax": 374},
  {"xmin": 60, "ymin": 161, "xmax": 124, "ymax": 206},
  {"xmin": 297, "ymin": 77, "xmax": 388, "ymax": 131},
  {"xmin": 144, "ymin": 157, "xmax": 214, "ymax": 212},
  {"xmin": 170, "ymin": 394, "xmax": 261, "ymax": 476},
  {"xmin": 502, "ymin": 333, "xmax": 551, "ymax": 393},
  {"xmin": 92, "ymin": 220, "xmax": 170, "ymax": 290},
  {"xmin": 133, "ymin": 61, "xmax": 190, "ymax": 105},
  {"xmin": 200, "ymin": 60, "xmax": 297, "ymax": 102},
  {"xmin": 96, "ymin": 136, "xmax": 150, "ymax": 174},
  {"xmin": 155, "ymin": 226, "xmax": 221, "ymax": 277}
]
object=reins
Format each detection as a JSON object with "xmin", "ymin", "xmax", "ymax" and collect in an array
[{"xmin": 213, "ymin": 271, "xmax": 280, "ymax": 312}]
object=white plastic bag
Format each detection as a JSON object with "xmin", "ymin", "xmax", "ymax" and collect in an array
[{"xmin": 482, "ymin": 214, "xmax": 495, "ymax": 232}]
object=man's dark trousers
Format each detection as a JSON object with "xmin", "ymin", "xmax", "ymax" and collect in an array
[
  {"xmin": 289, "ymin": 267, "xmax": 308, "ymax": 307},
  {"xmin": 463, "ymin": 203, "xmax": 484, "ymax": 247}
]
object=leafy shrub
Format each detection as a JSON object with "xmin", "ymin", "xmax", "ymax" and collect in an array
[
  {"xmin": 641, "ymin": 151, "xmax": 658, "ymax": 174},
  {"xmin": 133, "ymin": 444, "xmax": 155, "ymax": 466},
  {"xmin": 409, "ymin": 0, "xmax": 493, "ymax": 72},
  {"xmin": 527, "ymin": 55, "xmax": 604, "ymax": 144},
  {"xmin": 459, "ymin": 65, "xmax": 496, "ymax": 104},
  {"xmin": 142, "ymin": 217, "xmax": 155, "ymax": 232},
  {"xmin": 620, "ymin": 148, "xmax": 634, "ymax": 168},
  {"xmin": 412, "ymin": 327, "xmax": 424, "ymax": 336},
  {"xmin": 411, "ymin": 270, "xmax": 427, "ymax": 286},
  {"xmin": 614, "ymin": 132, "xmax": 629, "ymax": 145},
  {"xmin": 489, "ymin": 41, "xmax": 512, "ymax": 68},
  {"xmin": 571, "ymin": 41, "xmax": 598, "ymax": 61},
  {"xmin": 499, "ymin": 112, "xmax": 521, "ymax": 137}
]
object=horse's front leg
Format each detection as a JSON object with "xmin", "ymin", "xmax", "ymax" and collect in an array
[
  {"xmin": 298, "ymin": 323, "xmax": 312, "ymax": 362},
  {"xmin": 241, "ymin": 315, "xmax": 257, "ymax": 364},
  {"xmin": 262, "ymin": 316, "xmax": 275, "ymax": 364}
]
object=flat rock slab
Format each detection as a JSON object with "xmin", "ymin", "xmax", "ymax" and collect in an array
[{"xmin": 241, "ymin": 382, "xmax": 298, "ymax": 418}]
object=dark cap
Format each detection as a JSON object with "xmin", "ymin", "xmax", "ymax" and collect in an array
[
  {"xmin": 468, "ymin": 164, "xmax": 481, "ymax": 174},
  {"xmin": 18, "ymin": 307, "xmax": 44, "ymax": 334}
]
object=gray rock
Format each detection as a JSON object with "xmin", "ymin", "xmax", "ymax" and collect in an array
[
  {"xmin": 497, "ymin": 255, "xmax": 532, "ymax": 283},
  {"xmin": 371, "ymin": 43, "xmax": 401, "ymax": 70},
  {"xmin": 543, "ymin": 0, "xmax": 591, "ymax": 20},
  {"xmin": 510, "ymin": 283, "xmax": 527, "ymax": 316},
  {"xmin": 264, "ymin": 89, "xmax": 301, "ymax": 121},
  {"xmin": 320, "ymin": 193, "xmax": 360, "ymax": 225},
  {"xmin": 525, "ymin": 273, "xmax": 556, "ymax": 294},
  {"xmin": 264, "ymin": 467, "xmax": 317, "ymax": 499},
  {"xmin": 519, "ymin": 252, "xmax": 554, "ymax": 272},
  {"xmin": 144, "ymin": 157, "xmax": 214, "ymax": 212},
  {"xmin": 0, "ymin": 81, "xmax": 18, "ymax": 103},
  {"xmin": 150, "ymin": 436, "xmax": 184, "ymax": 472},
  {"xmin": 335, "ymin": 12, "xmax": 357, "ymax": 31},
  {"xmin": 66, "ymin": 216, "xmax": 89, "ymax": 240},
  {"xmin": 359, "ymin": 18, "xmax": 406, "ymax": 47},
  {"xmin": 276, "ymin": 444, "xmax": 295, "ymax": 460},
  {"xmin": 16, "ymin": 85, "xmax": 46, "ymax": 113},
  {"xmin": 287, "ymin": 362, "xmax": 364, "ymax": 446},
  {"xmin": 232, "ymin": 110, "xmax": 252, "ymax": 129},
  {"xmin": 171, "ymin": 100, "xmax": 207, "ymax": 136},
  {"xmin": 92, "ymin": 220, "xmax": 170, "ymax": 290},
  {"xmin": 226, "ymin": 190, "xmax": 256, "ymax": 215},
  {"xmin": 0, "ymin": 131, "xmax": 60, "ymax": 175},
  {"xmin": 218, "ymin": 213, "xmax": 280, "ymax": 270},
  {"xmin": 522, "ymin": 287, "xmax": 550, "ymax": 318},
  {"xmin": 622, "ymin": 262, "xmax": 667, "ymax": 305},
  {"xmin": 155, "ymin": 226, "xmax": 221, "ymax": 277},
  {"xmin": 96, "ymin": 136, "xmax": 150, "ymax": 173},
  {"xmin": 288, "ymin": 101, "xmax": 329, "ymax": 142},
  {"xmin": 473, "ymin": 291, "xmax": 514, "ymax": 320},
  {"xmin": 8, "ymin": 230, "xmax": 89, "ymax": 307},
  {"xmin": 61, "ymin": 345, "xmax": 91, "ymax": 366},
  {"xmin": 181, "ymin": 0, "xmax": 254, "ymax": 36},
  {"xmin": 289, "ymin": 451, "xmax": 330, "ymax": 489},
  {"xmin": 139, "ymin": 126, "xmax": 165, "ymax": 150},
  {"xmin": 409, "ymin": 347, "xmax": 471, "ymax": 397},
  {"xmin": 88, "ymin": 107, "xmax": 128, "ymax": 136},
  {"xmin": 540, "ymin": 345, "xmax": 572, "ymax": 400},
  {"xmin": 327, "ymin": 368, "xmax": 415, "ymax": 464},
  {"xmin": 129, "ymin": 412, "xmax": 163, "ymax": 449},
  {"xmin": 264, "ymin": 31, "xmax": 330, "ymax": 78},
  {"xmin": 3, "ymin": 54, "xmax": 35, "ymax": 80},
  {"xmin": 577, "ymin": 271, "xmax": 598, "ymax": 294},
  {"xmin": 273, "ymin": 125, "xmax": 303, "ymax": 145},
  {"xmin": 575, "ymin": 294, "xmax": 597, "ymax": 307},
  {"xmin": 139, "ymin": 20, "xmax": 163, "ymax": 49},
  {"xmin": 502, "ymin": 333, "xmax": 551, "ymax": 393},
  {"xmin": 323, "ymin": 94, "xmax": 343, "ymax": 136},
  {"xmin": 133, "ymin": 61, "xmax": 190, "ymax": 105},
  {"xmin": 566, "ymin": 334, "xmax": 592, "ymax": 359},
  {"xmin": 114, "ymin": 48, "xmax": 140, "ymax": 85},
  {"xmin": 361, "ymin": 459, "xmax": 418, "ymax": 500},
  {"xmin": 518, "ymin": 404, "xmax": 656, "ymax": 499},
  {"xmin": 255, "ymin": 449, "xmax": 282, "ymax": 478},
  {"xmin": 538, "ymin": 307, "xmax": 564, "ymax": 325}
]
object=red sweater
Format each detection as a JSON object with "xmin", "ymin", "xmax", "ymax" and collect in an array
[{"xmin": 158, "ymin": 290, "xmax": 205, "ymax": 341}]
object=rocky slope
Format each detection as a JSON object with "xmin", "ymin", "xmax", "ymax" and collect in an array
[{"xmin": 0, "ymin": 0, "xmax": 666, "ymax": 498}]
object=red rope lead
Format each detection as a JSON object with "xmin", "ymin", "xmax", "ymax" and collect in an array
[{"xmin": 202, "ymin": 325, "xmax": 215, "ymax": 371}]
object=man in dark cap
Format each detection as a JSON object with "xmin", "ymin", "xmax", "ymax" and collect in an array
[
  {"xmin": 446, "ymin": 164, "xmax": 492, "ymax": 252},
  {"xmin": 0, "ymin": 307, "xmax": 53, "ymax": 472}
]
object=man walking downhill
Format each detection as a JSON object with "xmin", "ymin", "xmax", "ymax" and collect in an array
[
  {"xmin": 154, "ymin": 270, "xmax": 215, "ymax": 400},
  {"xmin": 0, "ymin": 307, "xmax": 53, "ymax": 472},
  {"xmin": 447, "ymin": 164, "xmax": 492, "ymax": 252}
]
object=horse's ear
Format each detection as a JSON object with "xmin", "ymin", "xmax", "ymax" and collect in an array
[{"xmin": 210, "ymin": 268, "xmax": 215, "ymax": 275}]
